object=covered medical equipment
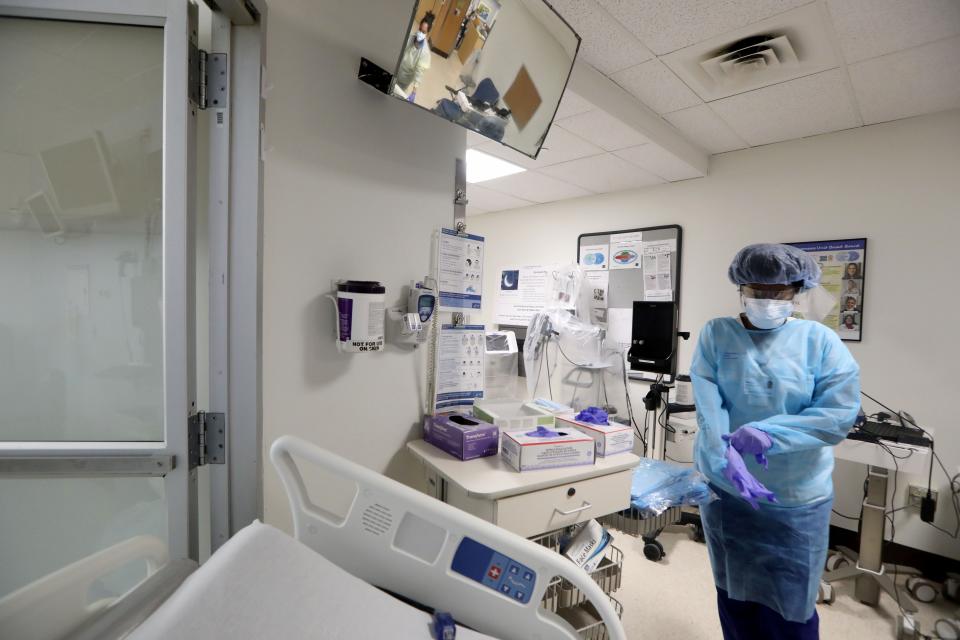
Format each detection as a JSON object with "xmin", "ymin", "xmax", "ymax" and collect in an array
[{"xmin": 423, "ymin": 413, "xmax": 499, "ymax": 461}]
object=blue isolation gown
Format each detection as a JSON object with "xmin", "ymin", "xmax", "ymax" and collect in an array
[{"xmin": 691, "ymin": 316, "xmax": 860, "ymax": 622}]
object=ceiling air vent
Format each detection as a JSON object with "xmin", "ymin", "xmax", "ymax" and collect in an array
[
  {"xmin": 661, "ymin": 2, "xmax": 837, "ymax": 101},
  {"xmin": 700, "ymin": 34, "xmax": 800, "ymax": 86}
]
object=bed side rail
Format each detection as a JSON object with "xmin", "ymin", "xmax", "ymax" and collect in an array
[{"xmin": 270, "ymin": 435, "xmax": 627, "ymax": 640}]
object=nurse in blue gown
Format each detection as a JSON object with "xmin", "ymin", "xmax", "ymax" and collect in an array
[{"xmin": 691, "ymin": 243, "xmax": 860, "ymax": 640}]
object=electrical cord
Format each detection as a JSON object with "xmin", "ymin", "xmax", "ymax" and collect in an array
[{"xmin": 861, "ymin": 389, "xmax": 960, "ymax": 539}]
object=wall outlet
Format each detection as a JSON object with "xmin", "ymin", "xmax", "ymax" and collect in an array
[{"xmin": 908, "ymin": 485, "xmax": 938, "ymax": 508}]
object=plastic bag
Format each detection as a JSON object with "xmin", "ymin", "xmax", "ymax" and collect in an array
[
  {"xmin": 523, "ymin": 309, "xmax": 607, "ymax": 404},
  {"xmin": 629, "ymin": 457, "xmax": 717, "ymax": 517}
]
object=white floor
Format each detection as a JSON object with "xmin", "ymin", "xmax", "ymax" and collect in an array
[{"xmin": 615, "ymin": 527, "xmax": 957, "ymax": 639}]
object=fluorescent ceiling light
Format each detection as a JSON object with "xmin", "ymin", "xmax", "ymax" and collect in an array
[{"xmin": 466, "ymin": 148, "xmax": 526, "ymax": 183}]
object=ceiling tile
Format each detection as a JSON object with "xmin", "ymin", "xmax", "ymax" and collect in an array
[
  {"xmin": 709, "ymin": 69, "xmax": 861, "ymax": 146},
  {"xmin": 849, "ymin": 36, "xmax": 960, "ymax": 125},
  {"xmin": 553, "ymin": 90, "xmax": 594, "ymax": 120},
  {"xmin": 663, "ymin": 104, "xmax": 748, "ymax": 154},
  {"xmin": 613, "ymin": 144, "xmax": 704, "ymax": 181},
  {"xmin": 610, "ymin": 59, "xmax": 702, "ymax": 114},
  {"xmin": 477, "ymin": 125, "xmax": 604, "ymax": 169},
  {"xmin": 554, "ymin": 109, "xmax": 650, "ymax": 151},
  {"xmin": 466, "ymin": 184, "xmax": 535, "ymax": 214},
  {"xmin": 539, "ymin": 154, "xmax": 665, "ymax": 193},
  {"xmin": 594, "ymin": 0, "xmax": 810, "ymax": 55},
  {"xmin": 827, "ymin": 0, "xmax": 960, "ymax": 64},
  {"xmin": 548, "ymin": 0, "xmax": 654, "ymax": 74},
  {"xmin": 480, "ymin": 171, "xmax": 593, "ymax": 203}
]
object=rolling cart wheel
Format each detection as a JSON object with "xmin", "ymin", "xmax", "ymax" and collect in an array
[
  {"xmin": 643, "ymin": 540, "xmax": 664, "ymax": 562},
  {"xmin": 906, "ymin": 576, "xmax": 938, "ymax": 604},
  {"xmin": 825, "ymin": 551, "xmax": 849, "ymax": 572},
  {"xmin": 817, "ymin": 582, "xmax": 835, "ymax": 605},
  {"xmin": 934, "ymin": 618, "xmax": 960, "ymax": 640}
]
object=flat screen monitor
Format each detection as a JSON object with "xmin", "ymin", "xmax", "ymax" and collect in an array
[
  {"xmin": 391, "ymin": 0, "xmax": 580, "ymax": 158},
  {"xmin": 628, "ymin": 301, "xmax": 678, "ymax": 377}
]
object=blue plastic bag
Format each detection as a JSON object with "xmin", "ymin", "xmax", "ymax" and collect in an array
[{"xmin": 629, "ymin": 458, "xmax": 716, "ymax": 516}]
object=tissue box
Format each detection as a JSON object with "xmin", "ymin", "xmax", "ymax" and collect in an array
[
  {"xmin": 472, "ymin": 400, "xmax": 555, "ymax": 431},
  {"xmin": 500, "ymin": 426, "xmax": 595, "ymax": 472},
  {"xmin": 424, "ymin": 413, "xmax": 499, "ymax": 461},
  {"xmin": 557, "ymin": 417, "xmax": 634, "ymax": 458}
]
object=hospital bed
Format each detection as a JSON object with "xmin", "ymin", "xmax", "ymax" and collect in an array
[{"xmin": 0, "ymin": 436, "xmax": 626, "ymax": 640}]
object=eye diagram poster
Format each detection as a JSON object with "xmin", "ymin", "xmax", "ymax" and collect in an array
[
  {"xmin": 787, "ymin": 238, "xmax": 867, "ymax": 342},
  {"xmin": 438, "ymin": 229, "xmax": 484, "ymax": 311}
]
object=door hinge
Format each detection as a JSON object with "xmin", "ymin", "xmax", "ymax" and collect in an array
[
  {"xmin": 189, "ymin": 45, "xmax": 228, "ymax": 110},
  {"xmin": 188, "ymin": 411, "xmax": 226, "ymax": 469}
]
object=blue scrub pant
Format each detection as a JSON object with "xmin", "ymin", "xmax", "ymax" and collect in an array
[{"xmin": 717, "ymin": 589, "xmax": 819, "ymax": 640}]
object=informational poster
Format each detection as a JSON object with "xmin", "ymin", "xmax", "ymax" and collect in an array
[
  {"xmin": 606, "ymin": 308, "xmax": 633, "ymax": 352},
  {"xmin": 642, "ymin": 238, "xmax": 676, "ymax": 301},
  {"xmin": 579, "ymin": 244, "xmax": 608, "ymax": 271},
  {"xmin": 787, "ymin": 238, "xmax": 867, "ymax": 342},
  {"xmin": 495, "ymin": 265, "xmax": 549, "ymax": 326},
  {"xmin": 434, "ymin": 324, "xmax": 485, "ymax": 411},
  {"xmin": 437, "ymin": 228, "xmax": 484, "ymax": 311},
  {"xmin": 609, "ymin": 231, "xmax": 643, "ymax": 270},
  {"xmin": 582, "ymin": 270, "xmax": 610, "ymax": 325}
]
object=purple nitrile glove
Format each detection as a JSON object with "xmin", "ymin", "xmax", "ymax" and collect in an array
[
  {"xmin": 723, "ymin": 446, "xmax": 777, "ymax": 510},
  {"xmin": 722, "ymin": 425, "xmax": 774, "ymax": 469}
]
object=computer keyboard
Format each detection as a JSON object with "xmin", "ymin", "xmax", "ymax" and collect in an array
[{"xmin": 847, "ymin": 420, "xmax": 931, "ymax": 447}]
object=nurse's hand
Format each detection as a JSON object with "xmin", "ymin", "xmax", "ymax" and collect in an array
[
  {"xmin": 722, "ymin": 425, "xmax": 774, "ymax": 469},
  {"xmin": 723, "ymin": 446, "xmax": 778, "ymax": 510}
]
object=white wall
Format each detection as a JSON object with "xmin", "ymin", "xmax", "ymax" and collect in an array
[
  {"xmin": 261, "ymin": 1, "xmax": 465, "ymax": 532},
  {"xmin": 470, "ymin": 109, "xmax": 960, "ymax": 560}
]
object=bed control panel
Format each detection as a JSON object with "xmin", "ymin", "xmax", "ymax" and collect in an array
[{"xmin": 451, "ymin": 537, "xmax": 536, "ymax": 604}]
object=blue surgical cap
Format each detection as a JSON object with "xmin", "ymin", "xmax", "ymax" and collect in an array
[{"xmin": 728, "ymin": 243, "xmax": 821, "ymax": 290}]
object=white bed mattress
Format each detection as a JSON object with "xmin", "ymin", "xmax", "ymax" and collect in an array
[{"xmin": 130, "ymin": 521, "xmax": 498, "ymax": 639}]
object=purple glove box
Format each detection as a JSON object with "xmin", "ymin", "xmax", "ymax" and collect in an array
[{"xmin": 423, "ymin": 413, "xmax": 499, "ymax": 461}]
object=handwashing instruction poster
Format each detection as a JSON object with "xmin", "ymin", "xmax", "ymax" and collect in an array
[
  {"xmin": 787, "ymin": 238, "xmax": 867, "ymax": 342},
  {"xmin": 434, "ymin": 324, "xmax": 485, "ymax": 411},
  {"xmin": 438, "ymin": 228, "xmax": 484, "ymax": 311}
]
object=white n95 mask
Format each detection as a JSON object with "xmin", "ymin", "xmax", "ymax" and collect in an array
[{"xmin": 742, "ymin": 298, "xmax": 794, "ymax": 330}]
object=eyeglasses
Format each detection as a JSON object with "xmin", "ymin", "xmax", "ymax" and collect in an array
[{"xmin": 741, "ymin": 285, "xmax": 798, "ymax": 301}]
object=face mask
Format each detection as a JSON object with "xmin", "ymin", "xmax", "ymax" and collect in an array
[{"xmin": 742, "ymin": 297, "xmax": 794, "ymax": 330}]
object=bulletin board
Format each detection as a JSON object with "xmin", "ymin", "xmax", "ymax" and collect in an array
[{"xmin": 577, "ymin": 225, "xmax": 683, "ymax": 378}]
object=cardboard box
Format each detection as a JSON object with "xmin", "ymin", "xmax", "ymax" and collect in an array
[
  {"xmin": 472, "ymin": 400, "xmax": 555, "ymax": 431},
  {"xmin": 423, "ymin": 413, "xmax": 499, "ymax": 461},
  {"xmin": 557, "ymin": 416, "xmax": 634, "ymax": 458},
  {"xmin": 500, "ymin": 425, "xmax": 595, "ymax": 472}
]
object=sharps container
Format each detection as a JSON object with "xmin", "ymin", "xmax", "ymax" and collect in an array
[{"xmin": 335, "ymin": 280, "xmax": 385, "ymax": 352}]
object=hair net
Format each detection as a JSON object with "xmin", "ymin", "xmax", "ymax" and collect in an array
[{"xmin": 727, "ymin": 243, "xmax": 821, "ymax": 290}]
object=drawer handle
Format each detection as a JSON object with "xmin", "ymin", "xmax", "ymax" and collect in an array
[{"xmin": 555, "ymin": 501, "xmax": 593, "ymax": 516}]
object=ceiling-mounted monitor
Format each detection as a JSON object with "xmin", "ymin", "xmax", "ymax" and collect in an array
[
  {"xmin": 390, "ymin": 0, "xmax": 580, "ymax": 159},
  {"xmin": 39, "ymin": 130, "xmax": 119, "ymax": 218}
]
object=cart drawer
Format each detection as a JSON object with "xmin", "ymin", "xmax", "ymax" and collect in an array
[{"xmin": 494, "ymin": 470, "xmax": 633, "ymax": 537}]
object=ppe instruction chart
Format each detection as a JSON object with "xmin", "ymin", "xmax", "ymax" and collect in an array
[
  {"xmin": 787, "ymin": 238, "xmax": 867, "ymax": 342},
  {"xmin": 434, "ymin": 324, "xmax": 485, "ymax": 411},
  {"xmin": 438, "ymin": 229, "xmax": 484, "ymax": 311}
]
